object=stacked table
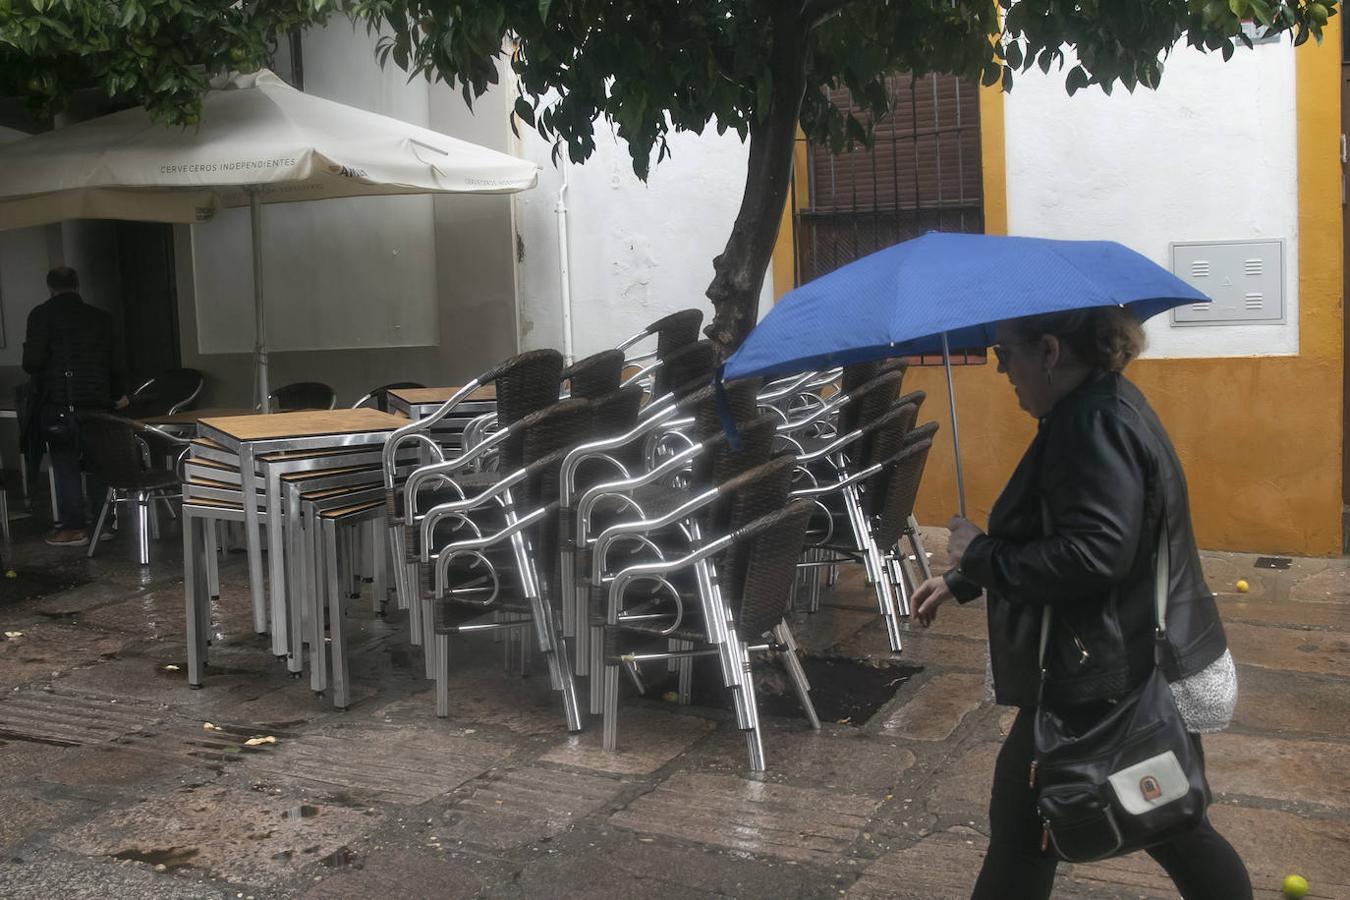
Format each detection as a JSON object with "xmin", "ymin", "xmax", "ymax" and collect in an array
[{"xmin": 181, "ymin": 409, "xmax": 407, "ymax": 686}]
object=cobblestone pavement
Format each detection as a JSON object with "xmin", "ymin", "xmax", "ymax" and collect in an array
[{"xmin": 0, "ymin": 518, "xmax": 1346, "ymax": 899}]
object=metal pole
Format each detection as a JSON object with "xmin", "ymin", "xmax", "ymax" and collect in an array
[
  {"xmin": 940, "ymin": 332, "xmax": 967, "ymax": 518},
  {"xmin": 250, "ymin": 188, "xmax": 270, "ymax": 412}
]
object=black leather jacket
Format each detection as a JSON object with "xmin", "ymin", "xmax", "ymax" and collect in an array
[{"xmin": 945, "ymin": 370, "xmax": 1228, "ymax": 709}]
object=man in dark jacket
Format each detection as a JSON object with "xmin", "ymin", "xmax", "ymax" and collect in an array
[{"xmin": 22, "ymin": 266, "xmax": 128, "ymax": 547}]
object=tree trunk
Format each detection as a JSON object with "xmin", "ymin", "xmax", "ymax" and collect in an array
[{"xmin": 704, "ymin": 14, "xmax": 809, "ymax": 355}]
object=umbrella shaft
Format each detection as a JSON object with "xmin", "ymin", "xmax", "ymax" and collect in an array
[
  {"xmin": 250, "ymin": 189, "xmax": 269, "ymax": 412},
  {"xmin": 941, "ymin": 333, "xmax": 967, "ymax": 518}
]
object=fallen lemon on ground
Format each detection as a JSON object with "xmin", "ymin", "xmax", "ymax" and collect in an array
[
  {"xmin": 1282, "ymin": 873, "xmax": 1309, "ymax": 898},
  {"xmin": 661, "ymin": 691, "xmax": 679, "ymax": 703},
  {"xmin": 5, "ymin": 570, "xmax": 15, "ymax": 578},
  {"xmin": 1235, "ymin": 579, "xmax": 1249, "ymax": 593}
]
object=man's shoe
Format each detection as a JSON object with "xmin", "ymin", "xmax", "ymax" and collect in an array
[{"xmin": 44, "ymin": 529, "xmax": 90, "ymax": 547}]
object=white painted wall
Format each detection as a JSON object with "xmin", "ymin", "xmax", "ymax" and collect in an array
[
  {"xmin": 515, "ymin": 113, "xmax": 774, "ymax": 358},
  {"xmin": 0, "ymin": 127, "xmax": 59, "ymax": 365},
  {"xmin": 1004, "ymin": 39, "xmax": 1298, "ymax": 358}
]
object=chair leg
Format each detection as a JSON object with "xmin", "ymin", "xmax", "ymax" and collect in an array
[
  {"xmin": 676, "ymin": 640, "xmax": 694, "ymax": 705},
  {"xmin": 87, "ymin": 488, "xmax": 115, "ymax": 559},
  {"xmin": 371, "ymin": 520, "xmax": 388, "ymax": 615},
  {"xmin": 774, "ymin": 622, "xmax": 820, "ymax": 731},
  {"xmin": 0, "ymin": 488, "xmax": 9, "ymax": 545},
  {"xmin": 601, "ymin": 656, "xmax": 622, "ymax": 751},
  {"xmin": 908, "ymin": 517, "xmax": 934, "ymax": 581},
  {"xmin": 148, "ymin": 492, "xmax": 162, "ymax": 541},
  {"xmin": 324, "ymin": 519, "xmax": 350, "ymax": 710},
  {"xmin": 134, "ymin": 492, "xmax": 152, "ymax": 565}
]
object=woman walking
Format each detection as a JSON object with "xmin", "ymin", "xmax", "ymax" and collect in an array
[{"xmin": 911, "ymin": 307, "xmax": 1249, "ymax": 900}]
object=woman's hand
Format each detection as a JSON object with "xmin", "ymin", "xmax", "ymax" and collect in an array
[
  {"xmin": 912, "ymin": 576, "xmax": 956, "ymax": 628},
  {"xmin": 945, "ymin": 516, "xmax": 983, "ymax": 562}
]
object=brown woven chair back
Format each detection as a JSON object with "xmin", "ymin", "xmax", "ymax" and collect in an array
[
  {"xmin": 79, "ymin": 414, "xmax": 150, "ymax": 487},
  {"xmin": 483, "ymin": 350, "xmax": 565, "ymax": 472},
  {"xmin": 124, "ymin": 368, "xmax": 204, "ymax": 418},
  {"xmin": 563, "ymin": 350, "xmax": 625, "ymax": 400},
  {"xmin": 270, "ymin": 381, "xmax": 336, "ymax": 411},
  {"xmin": 654, "ymin": 340, "xmax": 717, "ymax": 401},
  {"xmin": 840, "ymin": 361, "xmax": 882, "ymax": 395},
  {"xmin": 837, "ymin": 368, "xmax": 905, "ymax": 445},
  {"xmin": 858, "ymin": 407, "xmax": 926, "ymax": 515},
  {"xmin": 577, "ymin": 383, "xmax": 646, "ymax": 487},
  {"xmin": 647, "ymin": 308, "xmax": 705, "ymax": 359},
  {"xmin": 872, "ymin": 429, "xmax": 937, "ymax": 550},
  {"xmin": 360, "ymin": 381, "xmax": 425, "ymax": 412},
  {"xmin": 722, "ymin": 496, "xmax": 815, "ymax": 639},
  {"xmin": 693, "ymin": 378, "xmax": 762, "ymax": 439}
]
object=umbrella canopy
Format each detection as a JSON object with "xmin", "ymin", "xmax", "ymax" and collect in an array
[
  {"xmin": 723, "ymin": 232, "xmax": 1210, "ymax": 381},
  {"xmin": 0, "ymin": 69, "xmax": 539, "ymax": 409},
  {"xmin": 0, "ymin": 69, "xmax": 538, "ymax": 229}
]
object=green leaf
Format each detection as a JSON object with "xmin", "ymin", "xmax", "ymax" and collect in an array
[
  {"xmin": 1066, "ymin": 65, "xmax": 1089, "ymax": 96},
  {"xmin": 538, "ymin": 0, "xmax": 551, "ymax": 20},
  {"xmin": 514, "ymin": 95, "xmax": 534, "ymax": 126}
]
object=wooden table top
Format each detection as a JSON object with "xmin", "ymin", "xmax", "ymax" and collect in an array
[
  {"xmin": 200, "ymin": 408, "xmax": 407, "ymax": 442},
  {"xmin": 388, "ymin": 385, "xmax": 497, "ymax": 405},
  {"xmin": 140, "ymin": 407, "xmax": 257, "ymax": 426}
]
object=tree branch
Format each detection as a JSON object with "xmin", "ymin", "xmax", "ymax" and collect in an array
[{"xmin": 800, "ymin": 0, "xmax": 859, "ymax": 29}]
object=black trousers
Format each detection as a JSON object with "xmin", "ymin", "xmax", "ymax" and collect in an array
[
  {"xmin": 971, "ymin": 708, "xmax": 1252, "ymax": 900},
  {"xmin": 41, "ymin": 407, "xmax": 106, "ymax": 531}
]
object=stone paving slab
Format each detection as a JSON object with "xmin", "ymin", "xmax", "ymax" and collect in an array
[
  {"xmin": 690, "ymin": 720, "xmax": 917, "ymax": 795},
  {"xmin": 1231, "ymin": 666, "xmax": 1350, "ymax": 738},
  {"xmin": 923, "ymin": 741, "xmax": 1000, "ymax": 821},
  {"xmin": 611, "ymin": 771, "xmax": 880, "ymax": 864},
  {"xmin": 0, "ymin": 623, "xmax": 132, "ymax": 689},
  {"xmin": 1208, "ymin": 803, "xmax": 1350, "ymax": 899},
  {"xmin": 439, "ymin": 765, "xmax": 625, "ymax": 849},
  {"xmin": 298, "ymin": 850, "xmax": 483, "ymax": 900},
  {"xmin": 1205, "ymin": 732, "xmax": 1350, "ymax": 811},
  {"xmin": 540, "ymin": 706, "xmax": 716, "ymax": 775},
  {"xmin": 0, "ymin": 685, "xmax": 169, "ymax": 746},
  {"xmin": 1223, "ymin": 620, "xmax": 1350, "ymax": 676},
  {"xmin": 57, "ymin": 785, "xmax": 380, "ymax": 891},
  {"xmin": 242, "ymin": 727, "xmax": 508, "ymax": 804},
  {"xmin": 880, "ymin": 673, "xmax": 986, "ymax": 742},
  {"xmin": 847, "ymin": 829, "xmax": 987, "ymax": 899},
  {"xmin": 502, "ymin": 824, "xmax": 841, "ymax": 900}
]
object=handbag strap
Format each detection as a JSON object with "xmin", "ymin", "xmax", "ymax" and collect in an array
[{"xmin": 1037, "ymin": 500, "xmax": 1170, "ymax": 673}]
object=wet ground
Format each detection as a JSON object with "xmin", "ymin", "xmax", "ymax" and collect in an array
[{"xmin": 0, "ymin": 513, "xmax": 1347, "ymax": 899}]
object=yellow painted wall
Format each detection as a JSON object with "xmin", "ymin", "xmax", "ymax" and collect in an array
[
  {"xmin": 912, "ymin": 30, "xmax": 1345, "ymax": 556},
  {"xmin": 775, "ymin": 28, "xmax": 1345, "ymax": 555}
]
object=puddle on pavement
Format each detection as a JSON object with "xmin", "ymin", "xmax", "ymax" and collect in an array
[
  {"xmin": 283, "ymin": 804, "xmax": 320, "ymax": 819},
  {"xmin": 113, "ymin": 847, "xmax": 200, "ymax": 870},
  {"xmin": 0, "ymin": 568, "xmax": 92, "ymax": 603}
]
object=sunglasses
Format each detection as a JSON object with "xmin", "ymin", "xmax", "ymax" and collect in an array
[{"xmin": 991, "ymin": 337, "xmax": 1046, "ymax": 367}]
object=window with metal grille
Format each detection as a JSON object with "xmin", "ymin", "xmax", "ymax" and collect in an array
[{"xmin": 792, "ymin": 72, "xmax": 987, "ymax": 364}]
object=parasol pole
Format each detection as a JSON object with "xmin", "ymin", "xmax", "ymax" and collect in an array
[
  {"xmin": 249, "ymin": 187, "xmax": 270, "ymax": 412},
  {"xmin": 940, "ymin": 332, "xmax": 967, "ymax": 518}
]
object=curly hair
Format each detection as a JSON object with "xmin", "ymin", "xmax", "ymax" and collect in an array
[{"xmin": 1009, "ymin": 306, "xmax": 1147, "ymax": 372}]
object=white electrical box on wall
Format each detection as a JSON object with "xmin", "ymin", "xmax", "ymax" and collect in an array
[{"xmin": 1169, "ymin": 239, "xmax": 1285, "ymax": 326}]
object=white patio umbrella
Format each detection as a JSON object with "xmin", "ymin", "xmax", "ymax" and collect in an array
[{"xmin": 0, "ymin": 69, "xmax": 539, "ymax": 409}]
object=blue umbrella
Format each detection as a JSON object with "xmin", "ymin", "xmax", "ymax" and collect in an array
[{"xmin": 722, "ymin": 232, "xmax": 1210, "ymax": 514}]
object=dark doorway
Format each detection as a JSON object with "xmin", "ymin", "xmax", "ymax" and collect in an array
[{"xmin": 114, "ymin": 222, "xmax": 180, "ymax": 391}]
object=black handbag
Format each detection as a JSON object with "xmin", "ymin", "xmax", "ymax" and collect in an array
[{"xmin": 1031, "ymin": 515, "xmax": 1210, "ymax": 863}]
